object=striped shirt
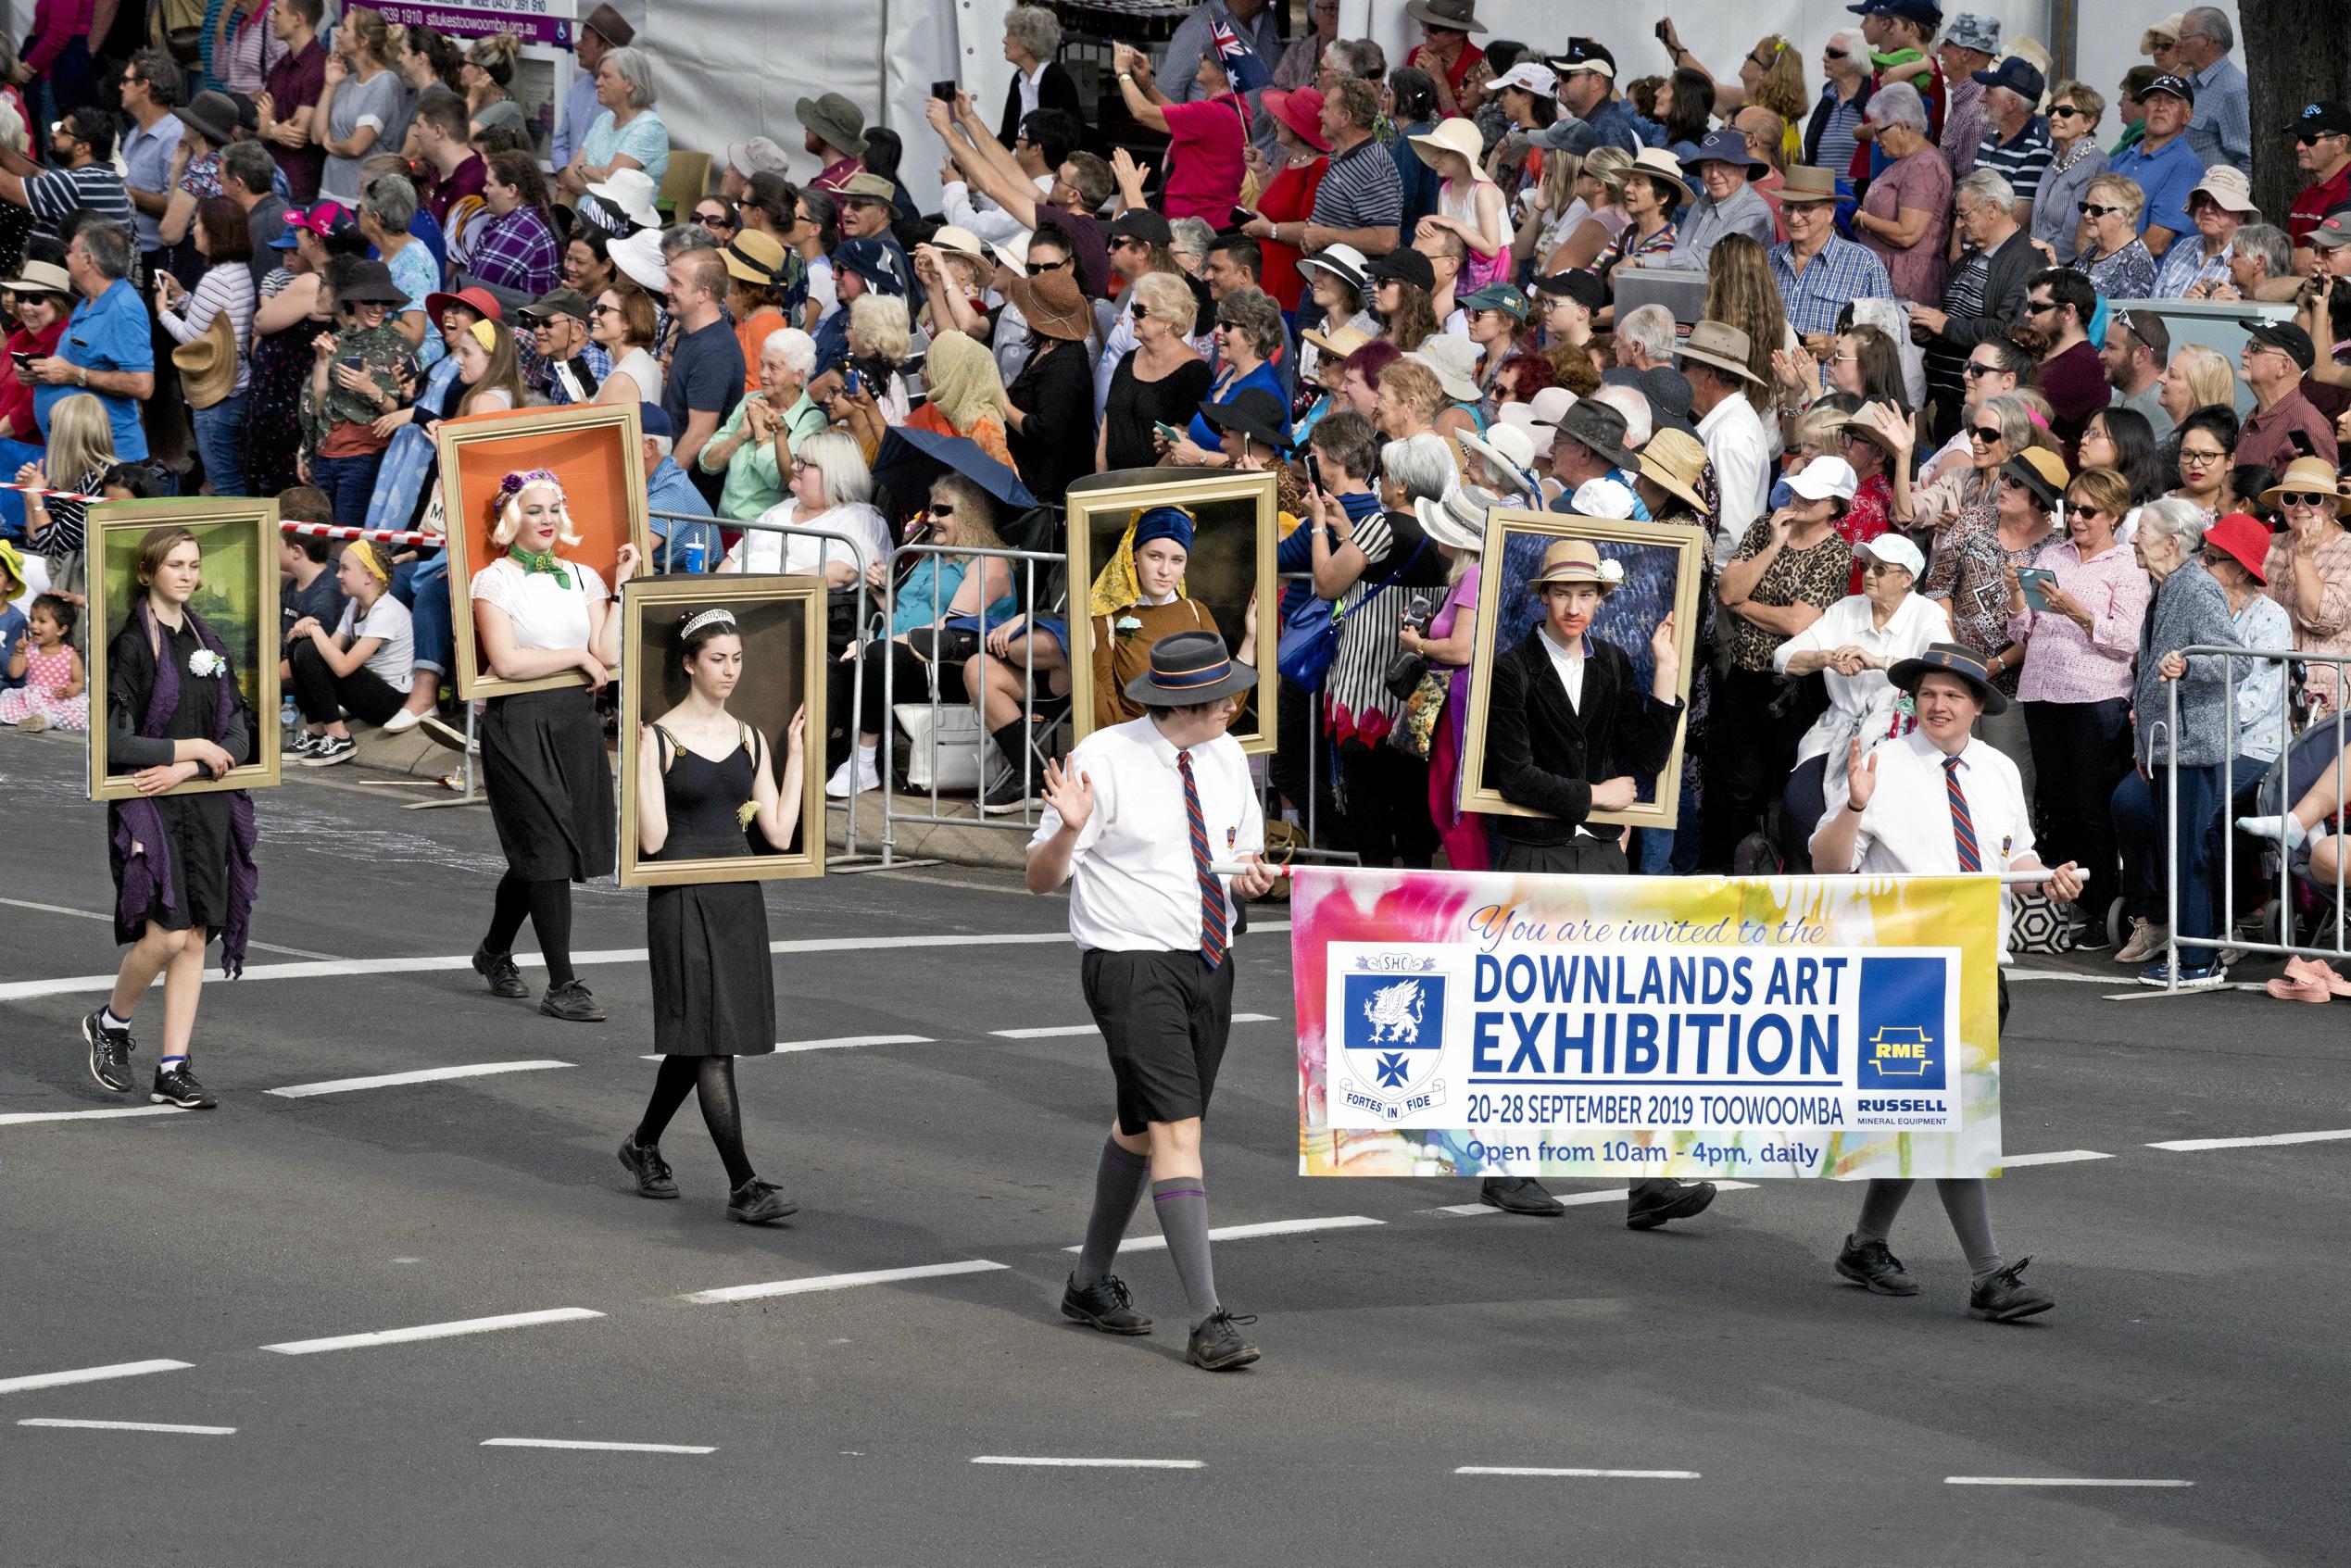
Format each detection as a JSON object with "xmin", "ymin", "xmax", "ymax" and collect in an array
[
  {"xmin": 157, "ymin": 262, "xmax": 256, "ymax": 395},
  {"xmin": 1309, "ymin": 135, "xmax": 1404, "ymax": 237},
  {"xmin": 23, "ymin": 162, "xmax": 132, "ymax": 239},
  {"xmin": 2152, "ymin": 234, "xmax": 2232, "ymax": 298},
  {"xmin": 1976, "ymin": 118, "xmax": 2054, "ymax": 210}
]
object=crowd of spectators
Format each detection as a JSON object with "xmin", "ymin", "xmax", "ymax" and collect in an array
[{"xmin": 2, "ymin": 0, "xmax": 2348, "ymax": 990}]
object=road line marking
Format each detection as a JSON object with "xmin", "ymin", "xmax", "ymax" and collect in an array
[
  {"xmin": 640, "ymin": 1034, "xmax": 940, "ymax": 1060},
  {"xmin": 0, "ymin": 896, "xmax": 337, "ymax": 960},
  {"xmin": 0, "ymin": 1360, "xmax": 193, "ymax": 1396},
  {"xmin": 992, "ymin": 1012, "xmax": 1274, "ymax": 1041},
  {"xmin": 483, "ymin": 1437, "xmax": 714, "ymax": 1455},
  {"xmin": 1945, "ymin": 1477, "xmax": 2193, "ymax": 1488},
  {"xmin": 1427, "ymin": 1179, "xmax": 1759, "ymax": 1216},
  {"xmin": 265, "ymin": 1060, "xmax": 572, "ymax": 1098},
  {"xmin": 19, "ymin": 1419, "xmax": 234, "ymax": 1435},
  {"xmin": 1065, "ymin": 1215, "xmax": 1383, "ymax": 1254},
  {"xmin": 0, "ymin": 930, "xmax": 1077, "ymax": 1001},
  {"xmin": 2005, "ymin": 972, "xmax": 2122, "ymax": 984},
  {"xmin": 260, "ymin": 1307, "xmax": 603, "ymax": 1355},
  {"xmin": 0, "ymin": 1105, "xmax": 189, "ymax": 1127},
  {"xmin": 972, "ymin": 1456, "xmax": 1202, "ymax": 1470},
  {"xmin": 1997, "ymin": 1149, "xmax": 2114, "ymax": 1168},
  {"xmin": 2148, "ymin": 1129, "xmax": 2351, "ymax": 1152},
  {"xmin": 683, "ymin": 1260, "xmax": 1009, "ymax": 1305},
  {"xmin": 1456, "ymin": 1466, "xmax": 1700, "ymax": 1479}
]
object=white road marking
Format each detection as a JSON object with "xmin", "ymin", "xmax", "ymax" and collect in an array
[
  {"xmin": 640, "ymin": 1034, "xmax": 939, "ymax": 1060},
  {"xmin": 265, "ymin": 1060, "xmax": 572, "ymax": 1098},
  {"xmin": 0, "ymin": 1360, "xmax": 193, "ymax": 1396},
  {"xmin": 993, "ymin": 1013, "xmax": 1275, "ymax": 1040},
  {"xmin": 2148, "ymin": 1129, "xmax": 2351, "ymax": 1152},
  {"xmin": 0, "ymin": 895, "xmax": 337, "ymax": 960},
  {"xmin": 1065, "ymin": 1215, "xmax": 1383, "ymax": 1254},
  {"xmin": 1430, "ymin": 1180, "xmax": 1760, "ymax": 1216},
  {"xmin": 1945, "ymin": 1477, "xmax": 2193, "ymax": 1488},
  {"xmin": 0, "ymin": 1105, "xmax": 188, "ymax": 1127},
  {"xmin": 260, "ymin": 1307, "xmax": 603, "ymax": 1355},
  {"xmin": 682, "ymin": 1260, "xmax": 1009, "ymax": 1306},
  {"xmin": 972, "ymin": 1456, "xmax": 1203, "ymax": 1470},
  {"xmin": 1997, "ymin": 1149, "xmax": 2115, "ymax": 1168},
  {"xmin": 0, "ymin": 930, "xmax": 1077, "ymax": 1001},
  {"xmin": 2005, "ymin": 972, "xmax": 2124, "ymax": 984},
  {"xmin": 1456, "ymin": 1466, "xmax": 1700, "ymax": 1479},
  {"xmin": 19, "ymin": 1419, "xmax": 234, "ymax": 1436},
  {"xmin": 482, "ymin": 1437, "xmax": 714, "ymax": 1455}
]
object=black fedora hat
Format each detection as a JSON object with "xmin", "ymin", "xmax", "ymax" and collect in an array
[
  {"xmin": 1198, "ymin": 387, "xmax": 1290, "ymax": 454},
  {"xmin": 1124, "ymin": 629, "xmax": 1259, "ymax": 708},
  {"xmin": 1888, "ymin": 642, "xmax": 2009, "ymax": 714}
]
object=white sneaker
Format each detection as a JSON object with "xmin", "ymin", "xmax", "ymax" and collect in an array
[
  {"xmin": 2114, "ymin": 917, "xmax": 2169, "ymax": 964},
  {"xmin": 825, "ymin": 754, "xmax": 882, "ymax": 798},
  {"xmin": 380, "ymin": 708, "xmax": 422, "ymax": 734}
]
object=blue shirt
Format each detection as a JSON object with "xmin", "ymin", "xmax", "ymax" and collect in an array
[
  {"xmin": 892, "ymin": 554, "xmax": 1018, "ymax": 637},
  {"xmin": 1586, "ymin": 97, "xmax": 1666, "ymax": 154},
  {"xmin": 646, "ymin": 456, "xmax": 722, "ymax": 569},
  {"xmin": 40, "ymin": 281, "xmax": 154, "ymax": 460},
  {"xmin": 121, "ymin": 115, "xmax": 184, "ymax": 250},
  {"xmin": 1188, "ymin": 358, "xmax": 1286, "ymax": 449},
  {"xmin": 552, "ymin": 69, "xmax": 601, "ymax": 169},
  {"xmin": 2185, "ymin": 56, "xmax": 2250, "ymax": 175},
  {"xmin": 0, "ymin": 602, "xmax": 24, "ymax": 691},
  {"xmin": 2108, "ymin": 133, "xmax": 2206, "ymax": 243},
  {"xmin": 1769, "ymin": 234, "xmax": 1893, "ymax": 336}
]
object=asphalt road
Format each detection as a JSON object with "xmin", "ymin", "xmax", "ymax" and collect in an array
[{"xmin": 2, "ymin": 729, "xmax": 2345, "ymax": 1567}]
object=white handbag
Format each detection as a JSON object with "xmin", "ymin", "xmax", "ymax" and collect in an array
[{"xmin": 895, "ymin": 661, "xmax": 987, "ymax": 792}]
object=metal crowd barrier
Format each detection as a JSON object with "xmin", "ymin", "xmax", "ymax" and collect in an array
[
  {"xmin": 651, "ymin": 508, "xmax": 875, "ymax": 859},
  {"xmin": 2158, "ymin": 646, "xmax": 2351, "ymax": 991}
]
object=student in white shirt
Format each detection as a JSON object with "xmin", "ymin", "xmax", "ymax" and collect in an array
[
  {"xmin": 1027, "ymin": 632, "xmax": 1279, "ymax": 1372},
  {"xmin": 1810, "ymin": 643, "xmax": 2084, "ymax": 1323},
  {"xmin": 285, "ymin": 539, "xmax": 414, "ymax": 766}
]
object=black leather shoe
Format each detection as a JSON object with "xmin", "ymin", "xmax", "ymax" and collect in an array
[
  {"xmin": 1479, "ymin": 1176, "xmax": 1565, "ymax": 1215},
  {"xmin": 1968, "ymin": 1258, "xmax": 2055, "ymax": 1323},
  {"xmin": 83, "ymin": 1010, "xmax": 133, "ymax": 1093},
  {"xmin": 726, "ymin": 1179, "xmax": 798, "ymax": 1224},
  {"xmin": 1061, "ymin": 1273, "xmax": 1152, "ymax": 1336},
  {"xmin": 618, "ymin": 1138, "xmax": 679, "ymax": 1198},
  {"xmin": 1835, "ymin": 1235, "xmax": 1921, "ymax": 1296},
  {"xmin": 538, "ymin": 980, "xmax": 606, "ymax": 1022},
  {"xmin": 1626, "ymin": 1179, "xmax": 1716, "ymax": 1230},
  {"xmin": 1186, "ymin": 1310, "xmax": 1260, "ymax": 1371},
  {"xmin": 471, "ymin": 946, "xmax": 528, "ymax": 998}
]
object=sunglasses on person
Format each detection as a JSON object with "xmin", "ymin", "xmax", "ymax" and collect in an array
[
  {"xmin": 2048, "ymin": 104, "xmax": 2082, "ymax": 120},
  {"xmin": 2297, "ymin": 132, "xmax": 2348, "ymax": 147},
  {"xmin": 2078, "ymin": 202, "xmax": 2121, "ymax": 219},
  {"xmin": 1962, "ymin": 360, "xmax": 2003, "ymax": 378},
  {"xmin": 2069, "ymin": 505, "xmax": 2108, "ymax": 521},
  {"xmin": 1971, "ymin": 425, "xmax": 2005, "ymax": 444},
  {"xmin": 588, "ymin": 302, "xmax": 618, "ymax": 317},
  {"xmin": 1130, "ymin": 303, "xmax": 1150, "ymax": 321},
  {"xmin": 2280, "ymin": 491, "xmax": 2337, "ymax": 508},
  {"xmin": 1824, "ymin": 47, "xmax": 1850, "ymax": 60},
  {"xmin": 694, "ymin": 208, "xmax": 734, "ymax": 229},
  {"xmin": 929, "ymin": 503, "xmax": 958, "ymax": 519},
  {"xmin": 2025, "ymin": 298, "xmax": 2060, "ymax": 315}
]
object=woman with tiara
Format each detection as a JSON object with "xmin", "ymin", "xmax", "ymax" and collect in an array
[
  {"xmin": 467, "ymin": 468, "xmax": 639, "ymax": 1022},
  {"xmin": 619, "ymin": 606, "xmax": 805, "ymax": 1224}
]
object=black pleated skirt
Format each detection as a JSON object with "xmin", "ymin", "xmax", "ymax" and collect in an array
[
  {"xmin": 109, "ymin": 791, "xmax": 233, "ymax": 947},
  {"xmin": 481, "ymin": 686, "xmax": 616, "ymax": 883},
  {"xmin": 647, "ymin": 832, "xmax": 775, "ymax": 1057}
]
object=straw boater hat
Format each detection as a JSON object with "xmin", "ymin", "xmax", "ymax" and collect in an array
[
  {"xmin": 1779, "ymin": 164, "xmax": 1841, "ymax": 203},
  {"xmin": 1672, "ymin": 320, "xmax": 1764, "ymax": 385},
  {"xmin": 0, "ymin": 259, "xmax": 71, "ymax": 296},
  {"xmin": 1124, "ymin": 629, "xmax": 1258, "ymax": 708},
  {"xmin": 1414, "ymin": 484, "xmax": 1490, "ymax": 552},
  {"xmin": 1889, "ymin": 642, "xmax": 2009, "ymax": 714},
  {"xmin": 1635, "ymin": 427, "xmax": 1709, "ymax": 515},
  {"xmin": 1302, "ymin": 322, "xmax": 1370, "ymax": 362},
  {"xmin": 2260, "ymin": 456, "xmax": 2349, "ymax": 509},
  {"xmin": 1528, "ymin": 537, "xmax": 1622, "ymax": 594}
]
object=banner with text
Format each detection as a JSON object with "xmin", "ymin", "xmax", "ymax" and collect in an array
[{"xmin": 1293, "ymin": 867, "xmax": 2004, "ymax": 1181}]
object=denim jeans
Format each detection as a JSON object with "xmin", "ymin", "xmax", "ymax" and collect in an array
[
  {"xmin": 2111, "ymin": 760, "xmax": 2223, "ymax": 947},
  {"xmin": 401, "ymin": 553, "xmax": 453, "ymax": 677},
  {"xmin": 191, "ymin": 393, "xmax": 246, "ymax": 496},
  {"xmin": 312, "ymin": 449, "xmax": 384, "ymax": 527}
]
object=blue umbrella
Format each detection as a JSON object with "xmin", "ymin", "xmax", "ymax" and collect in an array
[{"xmin": 872, "ymin": 429, "xmax": 1037, "ymax": 526}]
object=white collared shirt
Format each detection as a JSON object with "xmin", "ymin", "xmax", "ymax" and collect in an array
[
  {"xmin": 1772, "ymin": 592, "xmax": 1952, "ymax": 762},
  {"xmin": 1018, "ymin": 60, "xmax": 1047, "ymax": 121},
  {"xmin": 1830, "ymin": 728, "xmax": 2036, "ymax": 961},
  {"xmin": 1540, "ymin": 625, "xmax": 1587, "ymax": 710},
  {"xmin": 1698, "ymin": 393, "xmax": 1771, "ymax": 568},
  {"xmin": 1032, "ymin": 716, "xmax": 1265, "ymax": 953}
]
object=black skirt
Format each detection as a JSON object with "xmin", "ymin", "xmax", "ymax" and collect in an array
[
  {"xmin": 647, "ymin": 832, "xmax": 775, "ymax": 1057},
  {"xmin": 481, "ymin": 686, "xmax": 616, "ymax": 882},
  {"xmin": 109, "ymin": 791, "xmax": 233, "ymax": 947}
]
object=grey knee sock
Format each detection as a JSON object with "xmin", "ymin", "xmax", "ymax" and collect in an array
[
  {"xmin": 1150, "ymin": 1175, "xmax": 1220, "ymax": 1321},
  {"xmin": 1935, "ymin": 1178, "xmax": 2005, "ymax": 1281},
  {"xmin": 1073, "ymin": 1138, "xmax": 1151, "ymax": 1286},
  {"xmin": 1853, "ymin": 1178, "xmax": 1915, "ymax": 1245}
]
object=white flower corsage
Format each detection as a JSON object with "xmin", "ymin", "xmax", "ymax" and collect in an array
[
  {"xmin": 1114, "ymin": 615, "xmax": 1143, "ymax": 636},
  {"xmin": 1597, "ymin": 559, "xmax": 1625, "ymax": 585},
  {"xmin": 187, "ymin": 648, "xmax": 225, "ymax": 678}
]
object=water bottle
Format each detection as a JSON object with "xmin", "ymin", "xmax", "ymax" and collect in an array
[{"xmin": 280, "ymin": 695, "xmax": 298, "ymax": 743}]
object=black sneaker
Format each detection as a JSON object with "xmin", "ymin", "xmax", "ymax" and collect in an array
[
  {"xmin": 471, "ymin": 946, "xmax": 529, "ymax": 999},
  {"xmin": 1479, "ymin": 1176, "xmax": 1565, "ymax": 1215},
  {"xmin": 1186, "ymin": 1309, "xmax": 1261, "ymax": 1371},
  {"xmin": 301, "ymin": 734, "xmax": 358, "ymax": 767},
  {"xmin": 725, "ymin": 1178, "xmax": 798, "ymax": 1224},
  {"xmin": 618, "ymin": 1137, "xmax": 679, "ymax": 1198},
  {"xmin": 1968, "ymin": 1258, "xmax": 2055, "ymax": 1323},
  {"xmin": 979, "ymin": 766, "xmax": 1038, "ymax": 816},
  {"xmin": 1835, "ymin": 1234, "xmax": 1921, "ymax": 1296},
  {"xmin": 284, "ymin": 729, "xmax": 322, "ymax": 758},
  {"xmin": 538, "ymin": 980, "xmax": 606, "ymax": 1022},
  {"xmin": 82, "ymin": 1010, "xmax": 134, "ymax": 1093},
  {"xmin": 1061, "ymin": 1273, "xmax": 1152, "ymax": 1335},
  {"xmin": 2068, "ymin": 917, "xmax": 2112, "ymax": 953},
  {"xmin": 1626, "ymin": 1179, "xmax": 1716, "ymax": 1230},
  {"xmin": 151, "ymin": 1060, "xmax": 216, "ymax": 1109}
]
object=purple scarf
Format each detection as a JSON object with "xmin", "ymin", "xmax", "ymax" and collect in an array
[{"xmin": 109, "ymin": 597, "xmax": 260, "ymax": 977}]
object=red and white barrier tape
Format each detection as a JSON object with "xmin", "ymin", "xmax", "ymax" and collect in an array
[
  {"xmin": 280, "ymin": 520, "xmax": 439, "ymax": 547},
  {"xmin": 0, "ymin": 480, "xmax": 104, "ymax": 503}
]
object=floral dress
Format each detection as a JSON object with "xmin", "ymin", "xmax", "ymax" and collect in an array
[
  {"xmin": 243, "ymin": 268, "xmax": 315, "ymax": 496},
  {"xmin": 0, "ymin": 644, "xmax": 85, "ymax": 727}
]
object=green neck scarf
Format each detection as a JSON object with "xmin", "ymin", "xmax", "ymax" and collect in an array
[{"xmin": 508, "ymin": 546, "xmax": 572, "ymax": 588}]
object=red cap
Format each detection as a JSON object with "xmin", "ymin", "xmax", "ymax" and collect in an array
[{"xmin": 2202, "ymin": 512, "xmax": 2270, "ymax": 585}]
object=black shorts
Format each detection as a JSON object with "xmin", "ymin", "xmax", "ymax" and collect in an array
[{"xmin": 1080, "ymin": 948, "xmax": 1237, "ymax": 1136}]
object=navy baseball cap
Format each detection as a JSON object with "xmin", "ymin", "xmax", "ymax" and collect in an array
[
  {"xmin": 637, "ymin": 403, "xmax": 674, "ymax": 440},
  {"xmin": 1971, "ymin": 56, "xmax": 2046, "ymax": 102},
  {"xmin": 2144, "ymin": 72, "xmax": 2196, "ymax": 104}
]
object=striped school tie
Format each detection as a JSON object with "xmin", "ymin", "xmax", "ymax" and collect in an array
[
  {"xmin": 1944, "ymin": 756, "xmax": 1981, "ymax": 872},
  {"xmin": 1177, "ymin": 749, "xmax": 1228, "ymax": 968}
]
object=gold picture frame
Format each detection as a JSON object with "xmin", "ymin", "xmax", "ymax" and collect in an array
[
  {"xmin": 1063, "ymin": 467, "xmax": 1278, "ymax": 756},
  {"xmin": 86, "ymin": 497, "xmax": 283, "ymax": 801},
  {"xmin": 1457, "ymin": 508, "xmax": 1704, "ymax": 829},
  {"xmin": 437, "ymin": 402, "xmax": 650, "ymax": 699},
  {"xmin": 617, "ymin": 574, "xmax": 828, "ymax": 888}
]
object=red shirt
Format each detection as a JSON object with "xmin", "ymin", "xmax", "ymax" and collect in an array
[
  {"xmin": 1841, "ymin": 474, "xmax": 1892, "ymax": 594},
  {"xmin": 425, "ymin": 153, "xmax": 486, "ymax": 226},
  {"xmin": 1160, "ymin": 94, "xmax": 1250, "ymax": 226},
  {"xmin": 265, "ymin": 37, "xmax": 328, "ymax": 204},
  {"xmin": 1435, "ymin": 41, "xmax": 1484, "ymax": 96},
  {"xmin": 0, "ymin": 318, "xmax": 62, "ymax": 443},
  {"xmin": 1254, "ymin": 156, "xmax": 1327, "ymax": 311},
  {"xmin": 2291, "ymin": 164, "xmax": 2351, "ymax": 245}
]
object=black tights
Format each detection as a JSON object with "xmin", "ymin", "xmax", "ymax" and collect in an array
[
  {"xmin": 484, "ymin": 872, "xmax": 575, "ymax": 987},
  {"xmin": 634, "ymin": 1055, "xmax": 756, "ymax": 1188}
]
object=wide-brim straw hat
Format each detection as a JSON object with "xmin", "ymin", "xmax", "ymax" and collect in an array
[
  {"xmin": 1636, "ymin": 427, "xmax": 1709, "ymax": 515},
  {"xmin": 2260, "ymin": 456, "xmax": 2348, "ymax": 510},
  {"xmin": 1623, "ymin": 147, "xmax": 1695, "ymax": 207},
  {"xmin": 1415, "ymin": 485, "xmax": 1490, "ymax": 552},
  {"xmin": 1408, "ymin": 117, "xmax": 1487, "ymax": 174},
  {"xmin": 1005, "ymin": 269, "xmax": 1092, "ymax": 342}
]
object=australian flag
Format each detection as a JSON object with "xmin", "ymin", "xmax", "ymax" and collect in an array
[{"xmin": 1209, "ymin": 15, "xmax": 1272, "ymax": 94}]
